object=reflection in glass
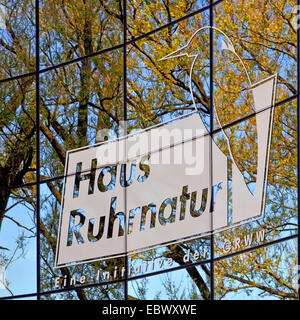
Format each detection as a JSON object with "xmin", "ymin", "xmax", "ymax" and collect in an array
[
  {"xmin": 40, "ymin": 179, "xmax": 126, "ymax": 293},
  {"xmin": 128, "ymin": 238, "xmax": 210, "ymax": 280},
  {"xmin": 212, "ymin": 30, "xmax": 255, "ymax": 129},
  {"xmin": 0, "ymin": 0, "xmax": 35, "ymax": 79},
  {"xmin": 129, "ymin": 263, "xmax": 211, "ymax": 300},
  {"xmin": 40, "ymin": 49, "xmax": 124, "ymax": 180},
  {"xmin": 40, "ymin": 283, "xmax": 125, "ymax": 300},
  {"xmin": 40, "ymin": 0, "xmax": 123, "ymax": 66},
  {"xmin": 127, "ymin": 0, "xmax": 209, "ymax": 37},
  {"xmin": 0, "ymin": 76, "xmax": 36, "ymax": 188},
  {"xmin": 215, "ymin": 239, "xmax": 298, "ymax": 300},
  {"xmin": 0, "ymin": 186, "xmax": 37, "ymax": 298},
  {"xmin": 127, "ymin": 11, "xmax": 210, "ymax": 131},
  {"xmin": 214, "ymin": 100, "xmax": 297, "ymax": 258},
  {"xmin": 214, "ymin": 0, "xmax": 297, "ymax": 105}
]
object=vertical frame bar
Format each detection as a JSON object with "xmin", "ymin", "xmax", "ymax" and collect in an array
[
  {"xmin": 35, "ymin": 0, "xmax": 41, "ymax": 300},
  {"xmin": 123, "ymin": 0, "xmax": 128, "ymax": 301},
  {"xmin": 209, "ymin": 0, "xmax": 214, "ymax": 300},
  {"xmin": 297, "ymin": 0, "xmax": 300, "ymax": 302}
]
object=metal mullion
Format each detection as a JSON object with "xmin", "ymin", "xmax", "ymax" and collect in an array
[
  {"xmin": 35, "ymin": 0, "xmax": 41, "ymax": 300},
  {"xmin": 209, "ymin": 0, "xmax": 215, "ymax": 301},
  {"xmin": 123, "ymin": 0, "xmax": 128, "ymax": 301},
  {"xmin": 297, "ymin": 0, "xmax": 300, "ymax": 301}
]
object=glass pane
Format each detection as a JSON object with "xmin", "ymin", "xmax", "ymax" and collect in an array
[
  {"xmin": 128, "ymin": 263, "xmax": 211, "ymax": 300},
  {"xmin": 41, "ymin": 284, "xmax": 125, "ymax": 300},
  {"xmin": 128, "ymin": 239, "xmax": 210, "ymax": 279},
  {"xmin": 125, "ymin": 114, "xmax": 212, "ymax": 278},
  {"xmin": 0, "ymin": 76, "xmax": 36, "ymax": 187},
  {"xmin": 40, "ymin": 49, "xmax": 124, "ymax": 180},
  {"xmin": 212, "ymin": 27, "xmax": 258, "ymax": 130},
  {"xmin": 40, "ymin": 176, "xmax": 127, "ymax": 293},
  {"xmin": 214, "ymin": 0, "xmax": 297, "ymax": 110},
  {"xmin": 40, "ymin": 0, "xmax": 123, "ymax": 67},
  {"xmin": 213, "ymin": 100, "xmax": 297, "ymax": 258},
  {"xmin": 0, "ymin": 0, "xmax": 35, "ymax": 80},
  {"xmin": 127, "ymin": 11, "xmax": 211, "ymax": 131},
  {"xmin": 127, "ymin": 0, "xmax": 210, "ymax": 38},
  {"xmin": 214, "ymin": 239, "xmax": 298, "ymax": 300},
  {"xmin": 0, "ymin": 186, "xmax": 37, "ymax": 298},
  {"xmin": 126, "ymin": 11, "xmax": 214, "ymax": 280}
]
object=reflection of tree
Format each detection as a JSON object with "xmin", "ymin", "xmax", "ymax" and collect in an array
[
  {"xmin": 215, "ymin": 240, "xmax": 298, "ymax": 299},
  {"xmin": 0, "ymin": 76, "xmax": 36, "ymax": 229},
  {"xmin": 0, "ymin": 0, "xmax": 298, "ymax": 299},
  {"xmin": 0, "ymin": 226, "xmax": 31, "ymax": 295}
]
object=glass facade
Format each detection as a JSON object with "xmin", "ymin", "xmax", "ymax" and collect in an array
[{"xmin": 0, "ymin": 0, "xmax": 298, "ymax": 300}]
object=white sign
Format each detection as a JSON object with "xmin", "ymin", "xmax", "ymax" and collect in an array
[{"xmin": 55, "ymin": 27, "xmax": 277, "ymax": 268}]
